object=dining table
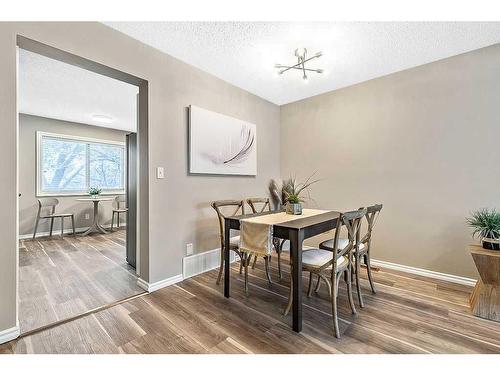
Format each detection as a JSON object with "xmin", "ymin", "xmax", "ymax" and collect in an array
[
  {"xmin": 76, "ymin": 196, "xmax": 115, "ymax": 236},
  {"xmin": 223, "ymin": 209, "xmax": 341, "ymax": 333}
]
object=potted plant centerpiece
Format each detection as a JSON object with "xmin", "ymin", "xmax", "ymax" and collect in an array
[
  {"xmin": 269, "ymin": 174, "xmax": 319, "ymax": 215},
  {"xmin": 466, "ymin": 208, "xmax": 500, "ymax": 250},
  {"xmin": 88, "ymin": 186, "xmax": 102, "ymax": 200},
  {"xmin": 286, "ymin": 193, "xmax": 302, "ymax": 215}
]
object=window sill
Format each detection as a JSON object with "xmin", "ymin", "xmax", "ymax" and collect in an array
[{"xmin": 36, "ymin": 191, "xmax": 126, "ymax": 198}]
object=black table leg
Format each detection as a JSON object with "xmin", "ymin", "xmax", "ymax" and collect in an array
[
  {"xmin": 224, "ymin": 218, "xmax": 231, "ymax": 297},
  {"xmin": 290, "ymin": 228, "xmax": 304, "ymax": 332}
]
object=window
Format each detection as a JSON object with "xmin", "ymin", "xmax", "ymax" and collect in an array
[{"xmin": 37, "ymin": 132, "xmax": 125, "ymax": 196}]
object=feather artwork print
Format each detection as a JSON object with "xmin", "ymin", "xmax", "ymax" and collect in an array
[
  {"xmin": 189, "ymin": 105, "xmax": 257, "ymax": 175},
  {"xmin": 223, "ymin": 125, "xmax": 255, "ymax": 164}
]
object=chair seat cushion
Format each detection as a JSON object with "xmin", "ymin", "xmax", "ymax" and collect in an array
[
  {"xmin": 302, "ymin": 248, "xmax": 347, "ymax": 268},
  {"xmin": 319, "ymin": 238, "xmax": 365, "ymax": 252}
]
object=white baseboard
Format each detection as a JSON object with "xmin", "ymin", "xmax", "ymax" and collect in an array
[
  {"xmin": 137, "ymin": 274, "xmax": 183, "ymax": 293},
  {"xmin": 371, "ymin": 258, "xmax": 477, "ymax": 287},
  {"xmin": 183, "ymin": 247, "xmax": 237, "ymax": 280},
  {"xmin": 0, "ymin": 325, "xmax": 20, "ymax": 345},
  {"xmin": 19, "ymin": 224, "xmax": 127, "ymax": 240}
]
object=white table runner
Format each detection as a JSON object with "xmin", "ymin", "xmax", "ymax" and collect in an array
[{"xmin": 239, "ymin": 209, "xmax": 330, "ymax": 256}]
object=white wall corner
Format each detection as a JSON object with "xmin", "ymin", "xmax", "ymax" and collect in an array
[
  {"xmin": 0, "ymin": 325, "xmax": 20, "ymax": 345},
  {"xmin": 371, "ymin": 258, "xmax": 477, "ymax": 287},
  {"xmin": 137, "ymin": 274, "xmax": 183, "ymax": 293}
]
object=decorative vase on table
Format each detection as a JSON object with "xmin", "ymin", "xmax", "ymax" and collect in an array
[
  {"xmin": 88, "ymin": 187, "xmax": 102, "ymax": 200},
  {"xmin": 269, "ymin": 173, "xmax": 320, "ymax": 216},
  {"xmin": 466, "ymin": 208, "xmax": 500, "ymax": 251},
  {"xmin": 286, "ymin": 202, "xmax": 302, "ymax": 215},
  {"xmin": 482, "ymin": 236, "xmax": 500, "ymax": 250}
]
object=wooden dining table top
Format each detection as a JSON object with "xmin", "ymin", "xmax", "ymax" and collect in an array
[{"xmin": 227, "ymin": 209, "xmax": 341, "ymax": 229}]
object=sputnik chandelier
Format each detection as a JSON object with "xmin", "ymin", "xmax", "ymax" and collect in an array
[{"xmin": 275, "ymin": 48, "xmax": 323, "ymax": 81}]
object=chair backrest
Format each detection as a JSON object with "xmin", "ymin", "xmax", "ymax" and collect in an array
[
  {"xmin": 211, "ymin": 200, "xmax": 245, "ymax": 250},
  {"xmin": 358, "ymin": 204, "xmax": 383, "ymax": 244},
  {"xmin": 247, "ymin": 197, "xmax": 271, "ymax": 214},
  {"xmin": 37, "ymin": 198, "xmax": 59, "ymax": 215},
  {"xmin": 335, "ymin": 208, "xmax": 367, "ymax": 259},
  {"xmin": 115, "ymin": 195, "xmax": 127, "ymax": 209}
]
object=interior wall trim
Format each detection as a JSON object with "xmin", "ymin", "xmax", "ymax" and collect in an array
[
  {"xmin": 182, "ymin": 247, "xmax": 237, "ymax": 280},
  {"xmin": 137, "ymin": 274, "xmax": 184, "ymax": 293},
  {"xmin": 0, "ymin": 324, "xmax": 20, "ymax": 345},
  {"xmin": 371, "ymin": 258, "xmax": 477, "ymax": 287},
  {"xmin": 19, "ymin": 224, "xmax": 127, "ymax": 240}
]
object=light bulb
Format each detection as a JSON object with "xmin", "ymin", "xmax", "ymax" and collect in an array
[{"xmin": 295, "ymin": 48, "xmax": 307, "ymax": 59}]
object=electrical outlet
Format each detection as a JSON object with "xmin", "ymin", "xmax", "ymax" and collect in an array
[
  {"xmin": 186, "ymin": 243, "xmax": 193, "ymax": 256},
  {"xmin": 156, "ymin": 167, "xmax": 165, "ymax": 179},
  {"xmin": 85, "ymin": 213, "xmax": 90, "ymax": 220}
]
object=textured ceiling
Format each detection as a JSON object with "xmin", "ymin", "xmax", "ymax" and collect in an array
[
  {"xmin": 19, "ymin": 49, "xmax": 138, "ymax": 132},
  {"xmin": 104, "ymin": 22, "xmax": 500, "ymax": 105}
]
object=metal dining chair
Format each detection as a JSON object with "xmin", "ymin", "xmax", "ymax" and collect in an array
[
  {"xmin": 111, "ymin": 195, "xmax": 128, "ymax": 231},
  {"xmin": 211, "ymin": 200, "xmax": 246, "ymax": 286},
  {"xmin": 284, "ymin": 209, "xmax": 365, "ymax": 338},
  {"xmin": 32, "ymin": 198, "xmax": 76, "ymax": 239},
  {"xmin": 319, "ymin": 204, "xmax": 383, "ymax": 307}
]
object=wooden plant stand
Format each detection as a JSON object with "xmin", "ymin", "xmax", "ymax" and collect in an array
[{"xmin": 469, "ymin": 245, "xmax": 500, "ymax": 322}]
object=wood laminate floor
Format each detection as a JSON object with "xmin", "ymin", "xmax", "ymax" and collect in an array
[
  {"xmin": 17, "ymin": 229, "xmax": 144, "ymax": 334},
  {"xmin": 2, "ymin": 252, "xmax": 500, "ymax": 354}
]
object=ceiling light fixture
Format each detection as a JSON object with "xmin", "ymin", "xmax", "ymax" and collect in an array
[
  {"xmin": 91, "ymin": 114, "xmax": 114, "ymax": 124},
  {"xmin": 275, "ymin": 48, "xmax": 323, "ymax": 81}
]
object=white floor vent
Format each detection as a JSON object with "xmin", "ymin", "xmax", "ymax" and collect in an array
[{"xmin": 183, "ymin": 248, "xmax": 237, "ymax": 280}]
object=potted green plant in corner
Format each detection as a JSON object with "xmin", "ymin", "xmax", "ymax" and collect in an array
[
  {"xmin": 88, "ymin": 186, "xmax": 102, "ymax": 200},
  {"xmin": 466, "ymin": 208, "xmax": 500, "ymax": 250}
]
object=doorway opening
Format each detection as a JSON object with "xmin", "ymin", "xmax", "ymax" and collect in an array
[{"xmin": 16, "ymin": 36, "xmax": 149, "ymax": 335}]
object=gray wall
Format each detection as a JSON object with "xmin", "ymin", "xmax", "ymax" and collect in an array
[
  {"xmin": 0, "ymin": 23, "xmax": 280, "ymax": 333},
  {"xmin": 18, "ymin": 114, "xmax": 128, "ymax": 236},
  {"xmin": 281, "ymin": 43, "xmax": 500, "ymax": 279}
]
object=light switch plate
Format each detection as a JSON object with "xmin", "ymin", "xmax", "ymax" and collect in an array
[
  {"xmin": 156, "ymin": 167, "xmax": 165, "ymax": 179},
  {"xmin": 186, "ymin": 243, "xmax": 194, "ymax": 256}
]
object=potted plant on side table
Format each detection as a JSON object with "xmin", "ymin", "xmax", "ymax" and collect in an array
[
  {"xmin": 88, "ymin": 186, "xmax": 102, "ymax": 200},
  {"xmin": 466, "ymin": 208, "xmax": 500, "ymax": 250}
]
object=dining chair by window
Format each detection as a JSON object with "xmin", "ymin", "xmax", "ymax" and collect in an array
[
  {"xmin": 211, "ymin": 200, "xmax": 246, "ymax": 285},
  {"xmin": 319, "ymin": 204, "xmax": 383, "ymax": 307},
  {"xmin": 111, "ymin": 195, "xmax": 128, "ymax": 231},
  {"xmin": 33, "ymin": 198, "xmax": 76, "ymax": 239},
  {"xmin": 284, "ymin": 209, "xmax": 366, "ymax": 338}
]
